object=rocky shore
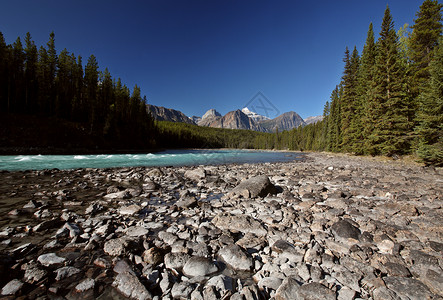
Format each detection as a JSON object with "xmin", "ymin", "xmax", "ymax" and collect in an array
[{"xmin": 0, "ymin": 152, "xmax": 442, "ymax": 299}]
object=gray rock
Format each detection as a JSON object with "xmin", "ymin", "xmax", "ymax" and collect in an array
[
  {"xmin": 55, "ymin": 266, "xmax": 81, "ymax": 280},
  {"xmin": 37, "ymin": 253, "xmax": 66, "ymax": 267},
  {"xmin": 272, "ymin": 240, "xmax": 305, "ymax": 263},
  {"xmin": 1, "ymin": 279, "xmax": 23, "ymax": 296},
  {"xmin": 33, "ymin": 218, "xmax": 61, "ymax": 232},
  {"xmin": 104, "ymin": 190, "xmax": 131, "ymax": 200},
  {"xmin": 331, "ymin": 219, "xmax": 360, "ymax": 241},
  {"xmin": 125, "ymin": 226, "xmax": 149, "ymax": 237},
  {"xmin": 183, "ymin": 256, "xmax": 218, "ymax": 277},
  {"xmin": 171, "ymin": 281, "xmax": 196, "ymax": 299},
  {"xmin": 383, "ymin": 276, "xmax": 434, "ymax": 300},
  {"xmin": 75, "ymin": 278, "xmax": 95, "ymax": 292},
  {"xmin": 104, "ymin": 238, "xmax": 128, "ymax": 256},
  {"xmin": 212, "ymin": 212, "xmax": 267, "ymax": 236},
  {"xmin": 175, "ymin": 197, "xmax": 198, "ymax": 209},
  {"xmin": 22, "ymin": 262, "xmax": 47, "ymax": 283},
  {"xmin": 258, "ymin": 277, "xmax": 283, "ymax": 291},
  {"xmin": 275, "ymin": 277, "xmax": 302, "ymax": 300},
  {"xmin": 206, "ymin": 274, "xmax": 235, "ymax": 292},
  {"xmin": 112, "ymin": 271, "xmax": 153, "ymax": 300},
  {"xmin": 218, "ymin": 244, "xmax": 253, "ymax": 271},
  {"xmin": 230, "ymin": 175, "xmax": 277, "ymax": 198},
  {"xmin": 184, "ymin": 169, "xmax": 206, "ymax": 181},
  {"xmin": 118, "ymin": 204, "xmax": 141, "ymax": 215},
  {"xmin": 143, "ymin": 247, "xmax": 164, "ymax": 265},
  {"xmin": 164, "ymin": 252, "xmax": 191, "ymax": 270}
]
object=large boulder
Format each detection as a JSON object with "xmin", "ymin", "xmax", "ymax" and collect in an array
[
  {"xmin": 230, "ymin": 175, "xmax": 277, "ymax": 198},
  {"xmin": 212, "ymin": 212, "xmax": 267, "ymax": 236}
]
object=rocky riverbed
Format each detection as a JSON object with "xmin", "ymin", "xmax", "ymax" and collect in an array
[{"xmin": 0, "ymin": 152, "xmax": 442, "ymax": 300}]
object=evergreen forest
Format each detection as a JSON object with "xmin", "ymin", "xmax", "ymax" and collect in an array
[{"xmin": 0, "ymin": 0, "xmax": 442, "ymax": 165}]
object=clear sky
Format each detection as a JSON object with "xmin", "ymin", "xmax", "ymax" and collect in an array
[{"xmin": 0, "ymin": 0, "xmax": 424, "ymax": 119}]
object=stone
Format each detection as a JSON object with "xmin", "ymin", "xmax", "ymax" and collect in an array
[
  {"xmin": 143, "ymin": 247, "xmax": 164, "ymax": 265},
  {"xmin": 212, "ymin": 212, "xmax": 267, "ymax": 236},
  {"xmin": 75, "ymin": 278, "xmax": 95, "ymax": 292},
  {"xmin": 118, "ymin": 204, "xmax": 141, "ymax": 216},
  {"xmin": 206, "ymin": 274, "xmax": 235, "ymax": 292},
  {"xmin": 383, "ymin": 276, "xmax": 434, "ymax": 300},
  {"xmin": 258, "ymin": 277, "xmax": 283, "ymax": 291},
  {"xmin": 175, "ymin": 197, "xmax": 198, "ymax": 209},
  {"xmin": 296, "ymin": 282, "xmax": 336, "ymax": 300},
  {"xmin": 230, "ymin": 175, "xmax": 277, "ymax": 198},
  {"xmin": 104, "ymin": 190, "xmax": 131, "ymax": 200},
  {"xmin": 164, "ymin": 252, "xmax": 191, "ymax": 270},
  {"xmin": 33, "ymin": 218, "xmax": 61, "ymax": 232},
  {"xmin": 37, "ymin": 253, "xmax": 66, "ymax": 267},
  {"xmin": 104, "ymin": 238, "xmax": 128, "ymax": 256},
  {"xmin": 171, "ymin": 281, "xmax": 196, "ymax": 299},
  {"xmin": 125, "ymin": 226, "xmax": 149, "ymax": 237},
  {"xmin": 331, "ymin": 219, "xmax": 360, "ymax": 241},
  {"xmin": 183, "ymin": 256, "xmax": 218, "ymax": 277},
  {"xmin": 22, "ymin": 262, "xmax": 47, "ymax": 283},
  {"xmin": 275, "ymin": 277, "xmax": 302, "ymax": 300},
  {"xmin": 184, "ymin": 169, "xmax": 206, "ymax": 181},
  {"xmin": 112, "ymin": 272, "xmax": 152, "ymax": 300},
  {"xmin": 377, "ymin": 239, "xmax": 395, "ymax": 254},
  {"xmin": 1, "ymin": 279, "xmax": 23, "ymax": 296},
  {"xmin": 218, "ymin": 244, "xmax": 253, "ymax": 271},
  {"xmin": 55, "ymin": 266, "xmax": 81, "ymax": 280},
  {"xmin": 272, "ymin": 240, "xmax": 305, "ymax": 263}
]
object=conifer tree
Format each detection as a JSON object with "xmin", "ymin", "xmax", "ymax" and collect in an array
[
  {"xmin": 415, "ymin": 38, "xmax": 443, "ymax": 165},
  {"xmin": 11, "ymin": 37, "xmax": 25, "ymax": 112},
  {"xmin": 409, "ymin": 0, "xmax": 443, "ymax": 94},
  {"xmin": 85, "ymin": 54, "xmax": 99, "ymax": 129},
  {"xmin": 340, "ymin": 46, "xmax": 360, "ymax": 152},
  {"xmin": 24, "ymin": 32, "xmax": 38, "ymax": 112},
  {"xmin": 358, "ymin": 23, "xmax": 377, "ymax": 154},
  {"xmin": 367, "ymin": 6, "xmax": 412, "ymax": 155},
  {"xmin": 0, "ymin": 32, "xmax": 8, "ymax": 112}
]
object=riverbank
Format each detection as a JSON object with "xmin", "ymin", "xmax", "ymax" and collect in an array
[{"xmin": 0, "ymin": 152, "xmax": 441, "ymax": 299}]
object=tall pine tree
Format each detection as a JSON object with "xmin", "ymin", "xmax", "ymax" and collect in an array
[
  {"xmin": 415, "ymin": 38, "xmax": 443, "ymax": 165},
  {"xmin": 409, "ymin": 0, "xmax": 443, "ymax": 95},
  {"xmin": 340, "ymin": 46, "xmax": 360, "ymax": 152},
  {"xmin": 367, "ymin": 6, "xmax": 412, "ymax": 156}
]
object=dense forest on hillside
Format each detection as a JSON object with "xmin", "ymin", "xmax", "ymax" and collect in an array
[
  {"xmin": 283, "ymin": 1, "xmax": 442, "ymax": 165},
  {"xmin": 0, "ymin": 0, "xmax": 442, "ymax": 165}
]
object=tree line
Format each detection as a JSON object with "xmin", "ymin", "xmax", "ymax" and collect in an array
[
  {"xmin": 0, "ymin": 0, "xmax": 441, "ymax": 165},
  {"xmin": 0, "ymin": 31, "xmax": 156, "ymax": 149},
  {"xmin": 280, "ymin": 0, "xmax": 442, "ymax": 165}
]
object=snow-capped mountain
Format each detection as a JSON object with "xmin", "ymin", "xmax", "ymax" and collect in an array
[{"xmin": 241, "ymin": 107, "xmax": 271, "ymax": 122}]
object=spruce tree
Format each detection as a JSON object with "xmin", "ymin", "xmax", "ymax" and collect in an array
[
  {"xmin": 409, "ymin": 0, "xmax": 443, "ymax": 94},
  {"xmin": 85, "ymin": 54, "xmax": 99, "ymax": 130},
  {"xmin": 415, "ymin": 38, "xmax": 443, "ymax": 166},
  {"xmin": 367, "ymin": 6, "xmax": 412, "ymax": 156},
  {"xmin": 358, "ymin": 23, "xmax": 377, "ymax": 154},
  {"xmin": 340, "ymin": 46, "xmax": 360, "ymax": 152},
  {"xmin": 0, "ymin": 32, "xmax": 8, "ymax": 112},
  {"xmin": 24, "ymin": 32, "xmax": 38, "ymax": 112}
]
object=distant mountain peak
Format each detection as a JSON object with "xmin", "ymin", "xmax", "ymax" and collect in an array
[
  {"xmin": 241, "ymin": 107, "xmax": 270, "ymax": 122},
  {"xmin": 201, "ymin": 109, "xmax": 221, "ymax": 120},
  {"xmin": 146, "ymin": 104, "xmax": 195, "ymax": 124},
  {"xmin": 304, "ymin": 115, "xmax": 324, "ymax": 125}
]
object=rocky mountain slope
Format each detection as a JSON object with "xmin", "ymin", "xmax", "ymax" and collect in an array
[
  {"xmin": 304, "ymin": 115, "xmax": 324, "ymax": 125},
  {"xmin": 259, "ymin": 111, "xmax": 306, "ymax": 133},
  {"xmin": 241, "ymin": 107, "xmax": 270, "ymax": 122},
  {"xmin": 199, "ymin": 109, "xmax": 263, "ymax": 131},
  {"xmin": 146, "ymin": 104, "xmax": 195, "ymax": 124}
]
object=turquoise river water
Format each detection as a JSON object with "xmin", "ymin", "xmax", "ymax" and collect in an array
[{"xmin": 0, "ymin": 149, "xmax": 302, "ymax": 171}]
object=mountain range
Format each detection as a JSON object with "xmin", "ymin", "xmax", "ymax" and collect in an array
[{"xmin": 147, "ymin": 104, "xmax": 322, "ymax": 132}]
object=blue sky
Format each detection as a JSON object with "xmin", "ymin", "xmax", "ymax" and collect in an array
[{"xmin": 0, "ymin": 0, "xmax": 424, "ymax": 119}]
